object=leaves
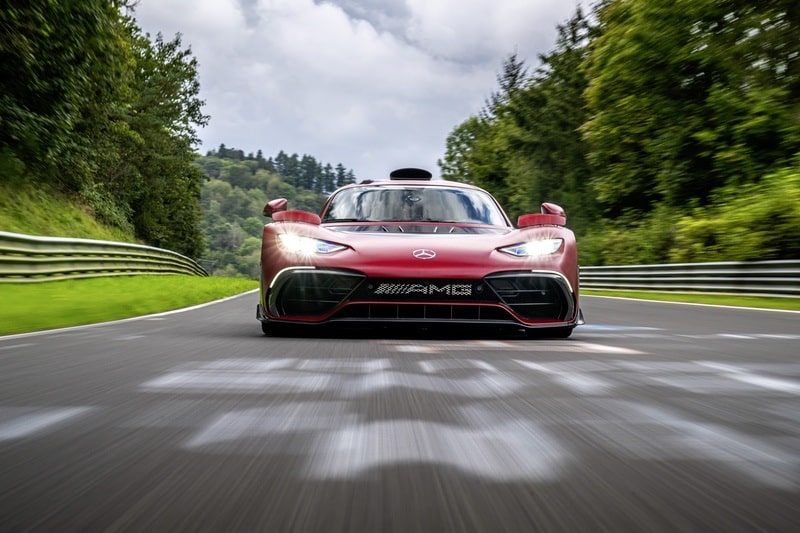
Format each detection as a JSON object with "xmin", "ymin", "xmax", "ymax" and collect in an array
[
  {"xmin": 194, "ymin": 149, "xmax": 355, "ymax": 277},
  {"xmin": 583, "ymin": 0, "xmax": 800, "ymax": 212},
  {"xmin": 1, "ymin": 2, "xmax": 209, "ymax": 257},
  {"xmin": 441, "ymin": 0, "xmax": 799, "ymax": 264}
]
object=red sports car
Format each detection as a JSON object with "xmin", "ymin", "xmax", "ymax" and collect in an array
[{"xmin": 257, "ymin": 168, "xmax": 583, "ymax": 337}]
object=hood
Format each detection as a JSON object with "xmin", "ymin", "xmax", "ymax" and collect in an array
[{"xmin": 313, "ymin": 224, "xmax": 568, "ymax": 278}]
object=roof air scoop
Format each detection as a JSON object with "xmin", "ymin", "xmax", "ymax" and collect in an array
[{"xmin": 390, "ymin": 168, "xmax": 432, "ymax": 180}]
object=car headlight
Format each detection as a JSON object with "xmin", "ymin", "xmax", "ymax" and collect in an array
[
  {"xmin": 499, "ymin": 238, "xmax": 563, "ymax": 257},
  {"xmin": 278, "ymin": 234, "xmax": 347, "ymax": 254}
]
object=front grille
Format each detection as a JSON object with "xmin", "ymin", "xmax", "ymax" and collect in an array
[
  {"xmin": 331, "ymin": 303, "xmax": 516, "ymax": 323},
  {"xmin": 484, "ymin": 272, "xmax": 574, "ymax": 320}
]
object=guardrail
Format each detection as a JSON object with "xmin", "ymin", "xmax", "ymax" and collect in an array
[
  {"xmin": 580, "ymin": 260, "xmax": 800, "ymax": 298},
  {"xmin": 0, "ymin": 231, "xmax": 208, "ymax": 282}
]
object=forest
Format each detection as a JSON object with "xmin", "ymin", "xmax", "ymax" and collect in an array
[
  {"xmin": 2, "ymin": 0, "xmax": 798, "ymax": 276},
  {"xmin": 441, "ymin": 0, "xmax": 800, "ymax": 265},
  {"xmin": 1, "ymin": 1, "xmax": 207, "ymax": 257},
  {"xmin": 195, "ymin": 147, "xmax": 355, "ymax": 277}
]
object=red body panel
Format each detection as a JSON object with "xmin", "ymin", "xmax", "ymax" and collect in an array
[{"xmin": 261, "ymin": 223, "xmax": 577, "ymax": 286}]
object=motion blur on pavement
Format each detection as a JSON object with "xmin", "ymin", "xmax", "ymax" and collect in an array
[{"xmin": 1, "ymin": 294, "xmax": 798, "ymax": 531}]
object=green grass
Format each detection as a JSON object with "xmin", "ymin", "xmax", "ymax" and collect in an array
[
  {"xmin": 582, "ymin": 289, "xmax": 800, "ymax": 311},
  {"xmin": 1, "ymin": 181, "xmax": 261, "ymax": 336},
  {"xmin": 0, "ymin": 181, "xmax": 135, "ymax": 242},
  {"xmin": 0, "ymin": 276, "xmax": 259, "ymax": 335}
]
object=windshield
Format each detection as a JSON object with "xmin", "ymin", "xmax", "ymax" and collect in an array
[{"xmin": 321, "ymin": 186, "xmax": 509, "ymax": 226}]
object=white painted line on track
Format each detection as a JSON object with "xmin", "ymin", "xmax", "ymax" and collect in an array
[
  {"xmin": 142, "ymin": 359, "xmax": 525, "ymax": 398},
  {"xmin": 471, "ymin": 360, "xmax": 498, "ymax": 373},
  {"xmin": 575, "ymin": 342, "xmax": 644, "ymax": 355},
  {"xmin": 630, "ymin": 404, "xmax": 798, "ymax": 489},
  {"xmin": 0, "ymin": 343, "xmax": 35, "ymax": 351},
  {"xmin": 477, "ymin": 340, "xmax": 514, "ymax": 348},
  {"xmin": 515, "ymin": 361, "xmax": 553, "ymax": 374},
  {"xmin": 418, "ymin": 360, "xmax": 437, "ymax": 373},
  {"xmin": 395, "ymin": 345, "xmax": 438, "ymax": 354},
  {"xmin": 305, "ymin": 419, "xmax": 567, "ymax": 481},
  {"xmin": 0, "ymin": 407, "xmax": 93, "ymax": 441},
  {"xmin": 141, "ymin": 371, "xmax": 335, "ymax": 393},
  {"xmin": 419, "ymin": 359, "xmax": 496, "ymax": 373},
  {"xmin": 514, "ymin": 360, "xmax": 613, "ymax": 395},
  {"xmin": 201, "ymin": 358, "xmax": 297, "ymax": 372},
  {"xmin": 393, "ymin": 341, "xmax": 645, "ymax": 355},
  {"xmin": 697, "ymin": 361, "xmax": 800, "ymax": 395},
  {"xmin": 298, "ymin": 358, "xmax": 391, "ymax": 373},
  {"xmin": 582, "ymin": 294, "xmax": 800, "ymax": 313}
]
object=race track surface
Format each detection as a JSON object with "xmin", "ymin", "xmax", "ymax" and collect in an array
[{"xmin": 1, "ymin": 294, "xmax": 798, "ymax": 531}]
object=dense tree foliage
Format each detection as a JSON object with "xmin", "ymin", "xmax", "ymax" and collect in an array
[
  {"xmin": 1, "ymin": 1, "xmax": 207, "ymax": 256},
  {"xmin": 584, "ymin": 0, "xmax": 800, "ymax": 212},
  {"xmin": 441, "ymin": 11, "xmax": 599, "ymax": 237},
  {"xmin": 195, "ymin": 148, "xmax": 356, "ymax": 278},
  {"xmin": 442, "ymin": 0, "xmax": 799, "ymax": 264}
]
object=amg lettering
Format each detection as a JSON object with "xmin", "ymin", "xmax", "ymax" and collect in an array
[{"xmin": 374, "ymin": 283, "xmax": 472, "ymax": 296}]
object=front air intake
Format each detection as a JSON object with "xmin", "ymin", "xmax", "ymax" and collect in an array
[
  {"xmin": 484, "ymin": 272, "xmax": 574, "ymax": 321},
  {"xmin": 268, "ymin": 269, "xmax": 364, "ymax": 317}
]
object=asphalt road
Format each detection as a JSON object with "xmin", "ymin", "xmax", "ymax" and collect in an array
[{"xmin": 0, "ymin": 293, "xmax": 798, "ymax": 532}]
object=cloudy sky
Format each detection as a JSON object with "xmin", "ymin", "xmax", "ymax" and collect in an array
[{"xmin": 132, "ymin": 0, "xmax": 582, "ymax": 180}]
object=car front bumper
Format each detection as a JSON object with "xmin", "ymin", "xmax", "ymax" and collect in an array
[{"xmin": 258, "ymin": 267, "xmax": 580, "ymax": 329}]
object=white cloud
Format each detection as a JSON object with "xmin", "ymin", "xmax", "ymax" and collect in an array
[
  {"xmin": 132, "ymin": 0, "xmax": 580, "ymax": 180},
  {"xmin": 406, "ymin": 0, "xmax": 574, "ymax": 62}
]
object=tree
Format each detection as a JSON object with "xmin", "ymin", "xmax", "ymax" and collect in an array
[
  {"xmin": 334, "ymin": 163, "xmax": 348, "ymax": 188},
  {"xmin": 121, "ymin": 27, "xmax": 209, "ymax": 256},
  {"xmin": 297, "ymin": 154, "xmax": 318, "ymax": 190},
  {"xmin": 1, "ymin": 2, "xmax": 210, "ymax": 256},
  {"xmin": 582, "ymin": 0, "xmax": 800, "ymax": 214},
  {"xmin": 0, "ymin": 0, "xmax": 132, "ymax": 191},
  {"xmin": 194, "ymin": 147, "xmax": 348, "ymax": 276},
  {"xmin": 321, "ymin": 163, "xmax": 335, "ymax": 193},
  {"xmin": 439, "ymin": 23, "xmax": 599, "ymax": 224},
  {"xmin": 503, "ymin": 7, "xmax": 598, "ymax": 233},
  {"xmin": 482, "ymin": 53, "xmax": 529, "ymax": 120}
]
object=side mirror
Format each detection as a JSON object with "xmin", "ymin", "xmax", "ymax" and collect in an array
[
  {"xmin": 518, "ymin": 203, "xmax": 567, "ymax": 228},
  {"xmin": 263, "ymin": 198, "xmax": 288, "ymax": 217},
  {"xmin": 541, "ymin": 202, "xmax": 565, "ymax": 218}
]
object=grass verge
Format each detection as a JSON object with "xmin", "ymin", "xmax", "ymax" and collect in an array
[
  {"xmin": 0, "ymin": 276, "xmax": 259, "ymax": 335},
  {"xmin": 582, "ymin": 289, "xmax": 800, "ymax": 311},
  {"xmin": 0, "ymin": 181, "xmax": 135, "ymax": 242}
]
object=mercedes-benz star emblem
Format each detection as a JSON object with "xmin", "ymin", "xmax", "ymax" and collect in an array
[{"xmin": 412, "ymin": 249, "xmax": 436, "ymax": 260}]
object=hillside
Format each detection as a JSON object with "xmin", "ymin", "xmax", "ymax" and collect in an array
[
  {"xmin": 194, "ymin": 147, "xmax": 357, "ymax": 278},
  {"xmin": 0, "ymin": 181, "xmax": 137, "ymax": 243}
]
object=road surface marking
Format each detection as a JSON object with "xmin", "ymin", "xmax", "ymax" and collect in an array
[
  {"xmin": 0, "ymin": 407, "xmax": 92, "ymax": 441},
  {"xmin": 514, "ymin": 360, "xmax": 612, "ymax": 395},
  {"xmin": 142, "ymin": 360, "xmax": 524, "ymax": 398},
  {"xmin": 307, "ymin": 419, "xmax": 567, "ymax": 481},
  {"xmin": 0, "ymin": 343, "xmax": 35, "ymax": 352},
  {"xmin": 697, "ymin": 361, "xmax": 800, "ymax": 395}
]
